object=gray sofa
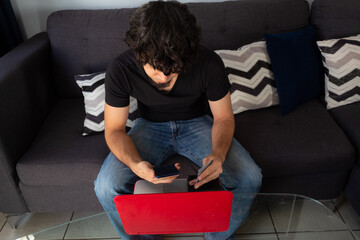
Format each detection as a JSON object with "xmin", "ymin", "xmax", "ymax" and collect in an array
[
  {"xmin": 0, "ymin": 0, "xmax": 359, "ymax": 216},
  {"xmin": 310, "ymin": 0, "xmax": 360, "ymax": 216}
]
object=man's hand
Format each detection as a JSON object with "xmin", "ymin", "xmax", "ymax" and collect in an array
[
  {"xmin": 131, "ymin": 162, "xmax": 181, "ymax": 184},
  {"xmin": 189, "ymin": 153, "xmax": 223, "ymax": 189}
]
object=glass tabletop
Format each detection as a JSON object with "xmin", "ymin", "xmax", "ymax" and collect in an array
[
  {"xmin": 18, "ymin": 193, "xmax": 359, "ymax": 240},
  {"xmin": 236, "ymin": 193, "xmax": 358, "ymax": 240}
]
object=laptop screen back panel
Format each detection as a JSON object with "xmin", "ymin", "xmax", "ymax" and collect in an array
[{"xmin": 114, "ymin": 191, "xmax": 233, "ymax": 235}]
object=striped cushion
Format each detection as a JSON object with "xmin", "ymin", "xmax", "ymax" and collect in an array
[
  {"xmin": 216, "ymin": 41, "xmax": 279, "ymax": 114},
  {"xmin": 317, "ymin": 34, "xmax": 360, "ymax": 110},
  {"xmin": 75, "ymin": 72, "xmax": 138, "ymax": 136}
]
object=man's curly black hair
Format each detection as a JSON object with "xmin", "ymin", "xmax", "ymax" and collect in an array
[{"xmin": 124, "ymin": 0, "xmax": 202, "ymax": 76}]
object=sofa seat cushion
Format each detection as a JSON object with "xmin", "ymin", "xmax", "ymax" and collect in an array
[
  {"xmin": 329, "ymin": 101, "xmax": 360, "ymax": 158},
  {"xmin": 17, "ymin": 99, "xmax": 109, "ymax": 186},
  {"xmin": 16, "ymin": 98, "xmax": 356, "ymax": 186},
  {"xmin": 234, "ymin": 99, "xmax": 356, "ymax": 178},
  {"xmin": 16, "ymin": 99, "xmax": 199, "ymax": 186}
]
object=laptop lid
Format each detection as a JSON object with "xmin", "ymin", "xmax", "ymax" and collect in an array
[{"xmin": 114, "ymin": 190, "xmax": 233, "ymax": 235}]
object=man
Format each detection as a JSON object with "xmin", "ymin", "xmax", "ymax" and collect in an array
[{"xmin": 94, "ymin": 1, "xmax": 262, "ymax": 239}]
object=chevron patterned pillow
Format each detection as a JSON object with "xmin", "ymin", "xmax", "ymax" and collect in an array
[
  {"xmin": 317, "ymin": 34, "xmax": 360, "ymax": 110},
  {"xmin": 75, "ymin": 72, "xmax": 138, "ymax": 136},
  {"xmin": 216, "ymin": 41, "xmax": 279, "ymax": 114}
]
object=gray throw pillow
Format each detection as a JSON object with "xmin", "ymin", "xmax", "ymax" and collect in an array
[
  {"xmin": 75, "ymin": 72, "xmax": 138, "ymax": 136},
  {"xmin": 216, "ymin": 41, "xmax": 279, "ymax": 114},
  {"xmin": 317, "ymin": 34, "xmax": 360, "ymax": 109}
]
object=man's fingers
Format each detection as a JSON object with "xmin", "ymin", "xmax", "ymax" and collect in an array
[
  {"xmin": 150, "ymin": 170, "xmax": 156, "ymax": 179},
  {"xmin": 152, "ymin": 174, "xmax": 179, "ymax": 184},
  {"xmin": 195, "ymin": 170, "xmax": 219, "ymax": 189},
  {"xmin": 189, "ymin": 179, "xmax": 197, "ymax": 186},
  {"xmin": 197, "ymin": 162, "xmax": 220, "ymax": 181},
  {"xmin": 198, "ymin": 168, "xmax": 212, "ymax": 181},
  {"xmin": 175, "ymin": 163, "xmax": 181, "ymax": 171}
]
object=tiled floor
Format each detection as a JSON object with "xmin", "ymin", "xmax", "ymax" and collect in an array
[{"xmin": 1, "ymin": 197, "xmax": 359, "ymax": 240}]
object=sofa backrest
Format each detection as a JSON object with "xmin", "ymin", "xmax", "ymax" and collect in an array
[
  {"xmin": 47, "ymin": 0, "xmax": 309, "ymax": 98},
  {"xmin": 310, "ymin": 0, "xmax": 360, "ymax": 40}
]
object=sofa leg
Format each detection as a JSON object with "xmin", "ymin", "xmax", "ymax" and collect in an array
[{"xmin": 5, "ymin": 213, "xmax": 32, "ymax": 229}]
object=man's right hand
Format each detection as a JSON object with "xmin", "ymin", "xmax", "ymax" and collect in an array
[
  {"xmin": 131, "ymin": 161, "xmax": 181, "ymax": 184},
  {"xmin": 105, "ymin": 104, "xmax": 182, "ymax": 184}
]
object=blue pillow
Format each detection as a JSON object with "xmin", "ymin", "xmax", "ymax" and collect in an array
[{"xmin": 265, "ymin": 25, "xmax": 324, "ymax": 114}]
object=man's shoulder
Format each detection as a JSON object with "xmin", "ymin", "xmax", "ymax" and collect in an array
[
  {"xmin": 195, "ymin": 47, "xmax": 224, "ymax": 72},
  {"xmin": 112, "ymin": 48, "xmax": 137, "ymax": 66},
  {"xmin": 200, "ymin": 46, "xmax": 215, "ymax": 56},
  {"xmin": 199, "ymin": 47, "xmax": 223, "ymax": 64},
  {"xmin": 107, "ymin": 48, "xmax": 141, "ymax": 76}
]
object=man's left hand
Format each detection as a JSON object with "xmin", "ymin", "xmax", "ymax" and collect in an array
[{"xmin": 189, "ymin": 153, "xmax": 224, "ymax": 189}]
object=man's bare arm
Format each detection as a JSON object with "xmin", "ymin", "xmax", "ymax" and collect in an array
[
  {"xmin": 209, "ymin": 91, "xmax": 235, "ymax": 163},
  {"xmin": 190, "ymin": 92, "xmax": 235, "ymax": 188}
]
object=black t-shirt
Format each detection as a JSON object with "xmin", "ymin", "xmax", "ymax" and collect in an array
[{"xmin": 105, "ymin": 47, "xmax": 230, "ymax": 122}]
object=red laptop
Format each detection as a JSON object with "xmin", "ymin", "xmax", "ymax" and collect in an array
[{"xmin": 114, "ymin": 179, "xmax": 233, "ymax": 235}]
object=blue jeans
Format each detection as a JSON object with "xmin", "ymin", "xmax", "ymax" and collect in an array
[{"xmin": 94, "ymin": 116, "xmax": 262, "ymax": 240}]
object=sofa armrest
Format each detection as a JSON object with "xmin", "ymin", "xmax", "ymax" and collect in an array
[{"xmin": 0, "ymin": 32, "xmax": 56, "ymax": 213}]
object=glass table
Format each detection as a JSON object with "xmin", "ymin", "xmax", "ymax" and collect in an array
[{"xmin": 18, "ymin": 193, "xmax": 359, "ymax": 240}]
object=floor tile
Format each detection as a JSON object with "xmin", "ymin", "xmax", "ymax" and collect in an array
[
  {"xmin": 64, "ymin": 211, "xmax": 119, "ymax": 239},
  {"xmin": 269, "ymin": 198, "xmax": 348, "ymax": 233},
  {"xmin": 354, "ymin": 230, "xmax": 360, "ymax": 239},
  {"xmin": 234, "ymin": 233, "xmax": 278, "ymax": 240},
  {"xmin": 337, "ymin": 200, "xmax": 360, "ymax": 230},
  {"xmin": 236, "ymin": 200, "xmax": 275, "ymax": 234},
  {"xmin": 278, "ymin": 231, "xmax": 356, "ymax": 240},
  {"xmin": 0, "ymin": 212, "xmax": 72, "ymax": 240},
  {"xmin": 0, "ymin": 213, "xmax": 6, "ymax": 231}
]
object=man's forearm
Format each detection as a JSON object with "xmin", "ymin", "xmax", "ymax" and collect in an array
[
  {"xmin": 105, "ymin": 129, "xmax": 142, "ymax": 170},
  {"xmin": 211, "ymin": 118, "xmax": 235, "ymax": 162}
]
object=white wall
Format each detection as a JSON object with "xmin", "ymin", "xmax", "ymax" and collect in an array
[{"xmin": 10, "ymin": 0, "xmax": 225, "ymax": 39}]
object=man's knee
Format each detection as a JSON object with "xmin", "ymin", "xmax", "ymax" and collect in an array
[
  {"xmin": 233, "ymin": 167, "xmax": 262, "ymax": 193},
  {"xmin": 222, "ymin": 155, "xmax": 262, "ymax": 194},
  {"xmin": 245, "ymin": 163, "xmax": 263, "ymax": 193},
  {"xmin": 228, "ymin": 142, "xmax": 263, "ymax": 193},
  {"xmin": 94, "ymin": 173, "xmax": 111, "ymax": 201},
  {"xmin": 94, "ymin": 152, "xmax": 138, "ymax": 200},
  {"xmin": 94, "ymin": 167, "xmax": 120, "ymax": 201}
]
